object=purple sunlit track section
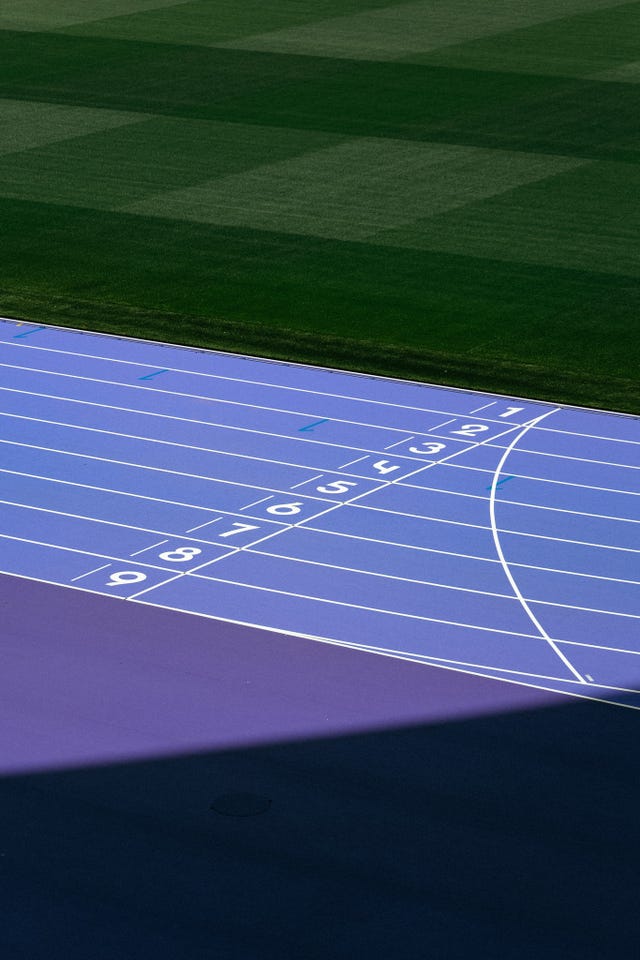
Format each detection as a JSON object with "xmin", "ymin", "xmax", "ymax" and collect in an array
[
  {"xmin": 0, "ymin": 574, "xmax": 563, "ymax": 776},
  {"xmin": 0, "ymin": 317, "xmax": 639, "ymax": 717}
]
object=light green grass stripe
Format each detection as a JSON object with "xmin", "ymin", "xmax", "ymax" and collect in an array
[
  {"xmin": 221, "ymin": 0, "xmax": 632, "ymax": 62},
  {"xmin": 0, "ymin": 97, "xmax": 147, "ymax": 157},
  {"xmin": 0, "ymin": 0, "xmax": 191, "ymax": 31},
  {"xmin": 63, "ymin": 0, "xmax": 396, "ymax": 46},
  {"xmin": 404, "ymin": 1, "xmax": 640, "ymax": 79},
  {"xmin": 373, "ymin": 161, "xmax": 640, "ymax": 278},
  {"xmin": 123, "ymin": 138, "xmax": 586, "ymax": 242},
  {"xmin": 0, "ymin": 116, "xmax": 347, "ymax": 208}
]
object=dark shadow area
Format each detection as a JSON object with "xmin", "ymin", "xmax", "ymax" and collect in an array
[{"xmin": 2, "ymin": 694, "xmax": 638, "ymax": 960}]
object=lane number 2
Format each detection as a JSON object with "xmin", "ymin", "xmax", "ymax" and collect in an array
[{"xmin": 450, "ymin": 424, "xmax": 490, "ymax": 437}]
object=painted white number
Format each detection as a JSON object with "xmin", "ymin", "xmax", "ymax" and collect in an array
[
  {"xmin": 159, "ymin": 546, "xmax": 202, "ymax": 562},
  {"xmin": 266, "ymin": 501, "xmax": 303, "ymax": 516},
  {"xmin": 408, "ymin": 441, "xmax": 447, "ymax": 455},
  {"xmin": 372, "ymin": 460, "xmax": 400, "ymax": 475},
  {"xmin": 106, "ymin": 571, "xmax": 147, "ymax": 587},
  {"xmin": 317, "ymin": 480, "xmax": 357, "ymax": 495},
  {"xmin": 499, "ymin": 406, "xmax": 524, "ymax": 418},
  {"xmin": 450, "ymin": 424, "xmax": 490, "ymax": 437},
  {"xmin": 218, "ymin": 522, "xmax": 259, "ymax": 538}
]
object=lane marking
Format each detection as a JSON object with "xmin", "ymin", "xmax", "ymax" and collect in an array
[
  {"xmin": 129, "ymin": 539, "xmax": 168, "ymax": 557},
  {"xmin": 487, "ymin": 475, "xmax": 514, "ymax": 491},
  {"xmin": 12, "ymin": 327, "xmax": 45, "ymax": 340},
  {"xmin": 338, "ymin": 455, "xmax": 369, "ymax": 469},
  {"xmin": 428, "ymin": 418, "xmax": 455, "ymax": 432},
  {"xmin": 298, "ymin": 418, "xmax": 328, "ymax": 432},
  {"xmin": 138, "ymin": 369, "xmax": 168, "ymax": 381},
  {"xmin": 289, "ymin": 474, "xmax": 324, "ymax": 490},
  {"xmin": 70, "ymin": 563, "xmax": 111, "ymax": 582},
  {"xmin": 470, "ymin": 401, "xmax": 496, "ymax": 414},
  {"xmin": 488, "ymin": 409, "xmax": 587, "ymax": 684},
  {"xmin": 186, "ymin": 517, "xmax": 222, "ymax": 533},
  {"xmin": 384, "ymin": 436, "xmax": 414, "ymax": 450},
  {"xmin": 240, "ymin": 495, "xmax": 273, "ymax": 511},
  {"xmin": 477, "ymin": 440, "xmax": 640, "ymax": 472}
]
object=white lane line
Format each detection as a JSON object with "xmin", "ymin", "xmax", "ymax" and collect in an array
[
  {"xmin": 0, "ymin": 533, "xmax": 173, "ymax": 572},
  {"xmin": 0, "ymin": 359, "xmax": 501, "ymax": 439},
  {"xmin": 428, "ymin": 419, "xmax": 455, "ymax": 432},
  {"xmin": 126, "ymin": 573, "xmax": 183, "ymax": 600},
  {"xmin": 5, "ymin": 493, "xmax": 635, "ymax": 584},
  {"xmin": 0, "ymin": 409, "xmax": 382, "ymax": 483},
  {"xmin": 0, "ymin": 438, "xmax": 337, "ymax": 505},
  {"xmin": 129, "ymin": 539, "xmax": 168, "ymax": 557},
  {"xmin": 246, "ymin": 547, "xmax": 514, "ymax": 598},
  {"xmin": 338, "ymin": 455, "xmax": 369, "ymax": 469},
  {"xmin": 240, "ymin": 495, "xmax": 273, "ymax": 511},
  {"xmin": 1, "ymin": 566, "xmax": 638, "ymax": 710},
  {"xmin": 488, "ymin": 409, "xmax": 586, "ymax": 684},
  {"xmin": 70, "ymin": 563, "xmax": 111, "ymax": 582},
  {"xmin": 289, "ymin": 474, "xmax": 324, "ymax": 491},
  {"xmin": 186, "ymin": 517, "xmax": 222, "ymax": 533},
  {"xmin": 559, "ymin": 638, "xmax": 640, "ymax": 656},
  {"xmin": 3, "ymin": 464, "xmax": 639, "ymax": 556},
  {"xmin": 0, "ymin": 340, "xmax": 542, "ymax": 427},
  {"xmin": 0, "ymin": 386, "xmax": 441, "ymax": 464},
  {"xmin": 0, "ymin": 497, "xmax": 244, "ymax": 546},
  {"xmin": 351, "ymin": 497, "xmax": 640, "ymax": 528},
  {"xmin": 354, "ymin": 646, "xmax": 640, "ymax": 696},
  {"xmin": 402, "ymin": 463, "xmax": 640, "ymax": 498},
  {"xmin": 529, "ymin": 598, "xmax": 640, "ymax": 620},
  {"xmin": 470, "ymin": 402, "xmax": 496, "ymax": 414},
  {"xmin": 179, "ymin": 571, "xmax": 543, "ymax": 639},
  {"xmin": 480, "ymin": 440, "xmax": 640, "ymax": 471},
  {"xmin": 537, "ymin": 424, "xmax": 640, "ymax": 445},
  {"xmin": 384, "ymin": 436, "xmax": 414, "ymax": 451}
]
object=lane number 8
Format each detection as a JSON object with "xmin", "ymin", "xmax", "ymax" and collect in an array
[{"xmin": 159, "ymin": 546, "xmax": 202, "ymax": 562}]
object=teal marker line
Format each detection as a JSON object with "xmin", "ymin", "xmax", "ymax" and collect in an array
[
  {"xmin": 139, "ymin": 369, "xmax": 169, "ymax": 381},
  {"xmin": 299, "ymin": 418, "xmax": 329, "ymax": 432},
  {"xmin": 487, "ymin": 475, "xmax": 515, "ymax": 491},
  {"xmin": 13, "ymin": 326, "xmax": 45, "ymax": 339}
]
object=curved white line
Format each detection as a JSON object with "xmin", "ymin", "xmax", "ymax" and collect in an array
[{"xmin": 489, "ymin": 409, "xmax": 586, "ymax": 684}]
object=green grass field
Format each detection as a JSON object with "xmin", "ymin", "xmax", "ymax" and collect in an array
[{"xmin": 1, "ymin": 1, "xmax": 639, "ymax": 410}]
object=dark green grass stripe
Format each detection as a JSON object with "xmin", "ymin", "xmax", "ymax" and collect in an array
[
  {"xmin": 2, "ymin": 196, "xmax": 638, "ymax": 411},
  {"xmin": 1, "ymin": 31, "xmax": 639, "ymax": 162}
]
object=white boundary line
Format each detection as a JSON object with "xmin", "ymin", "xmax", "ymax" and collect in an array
[
  {"xmin": 0, "ymin": 335, "xmax": 552, "ymax": 427},
  {"xmin": 0, "ymin": 568, "xmax": 637, "ymax": 710},
  {"xmin": 488, "ymin": 410, "xmax": 586, "ymax": 683},
  {"xmin": 1, "ymin": 315, "xmax": 637, "ymax": 419}
]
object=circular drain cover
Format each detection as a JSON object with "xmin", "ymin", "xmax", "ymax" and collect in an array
[{"xmin": 210, "ymin": 793, "xmax": 272, "ymax": 817}]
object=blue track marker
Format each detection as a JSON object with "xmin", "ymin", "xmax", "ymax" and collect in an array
[
  {"xmin": 299, "ymin": 418, "xmax": 329, "ymax": 432},
  {"xmin": 486, "ymin": 475, "xmax": 515, "ymax": 491},
  {"xmin": 13, "ymin": 326, "xmax": 46, "ymax": 339},
  {"xmin": 138, "ymin": 369, "xmax": 169, "ymax": 381}
]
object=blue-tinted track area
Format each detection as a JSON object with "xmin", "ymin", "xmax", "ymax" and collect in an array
[{"xmin": 0, "ymin": 318, "xmax": 638, "ymax": 708}]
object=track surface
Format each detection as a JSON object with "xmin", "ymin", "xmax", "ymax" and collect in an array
[{"xmin": 0, "ymin": 317, "xmax": 638, "ymax": 707}]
